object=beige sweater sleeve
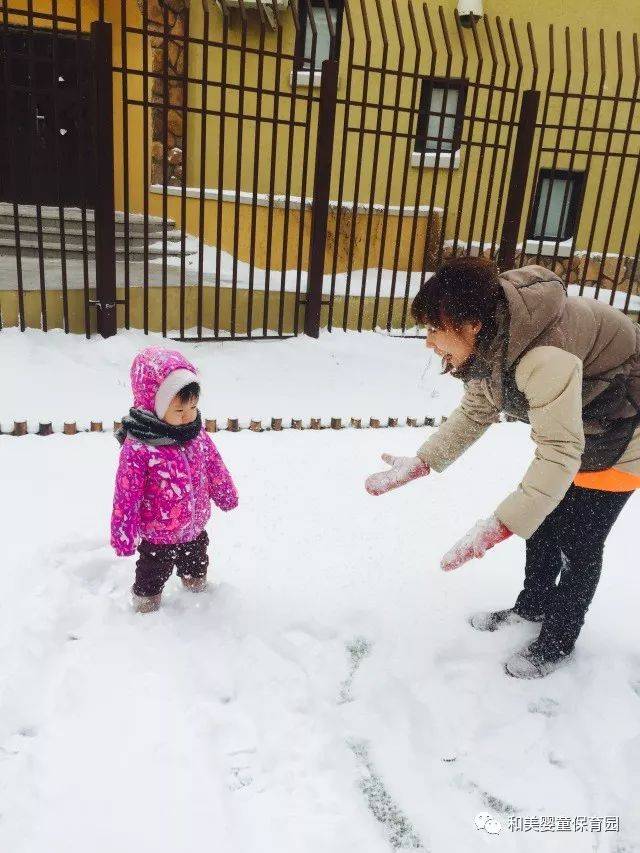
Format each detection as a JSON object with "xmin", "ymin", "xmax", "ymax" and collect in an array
[
  {"xmin": 495, "ymin": 346, "xmax": 585, "ymax": 539},
  {"xmin": 416, "ymin": 380, "xmax": 500, "ymax": 472}
]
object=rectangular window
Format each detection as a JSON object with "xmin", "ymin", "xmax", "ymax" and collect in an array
[
  {"xmin": 529, "ymin": 169, "xmax": 585, "ymax": 241},
  {"xmin": 296, "ymin": 0, "xmax": 343, "ymax": 69},
  {"xmin": 415, "ymin": 78, "xmax": 466, "ymax": 154}
]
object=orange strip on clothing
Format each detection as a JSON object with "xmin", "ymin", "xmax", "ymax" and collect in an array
[{"xmin": 574, "ymin": 468, "xmax": 640, "ymax": 492}]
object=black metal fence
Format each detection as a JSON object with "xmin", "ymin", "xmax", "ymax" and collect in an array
[{"xmin": 0, "ymin": 1, "xmax": 638, "ymax": 340}]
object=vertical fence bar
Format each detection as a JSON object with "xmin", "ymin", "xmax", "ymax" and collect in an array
[
  {"xmin": 120, "ymin": 0, "xmax": 130, "ymax": 328},
  {"xmin": 246, "ymin": 1, "xmax": 267, "ymax": 338},
  {"xmin": 178, "ymin": 5, "xmax": 190, "ymax": 338},
  {"xmin": 1, "ymin": 4, "xmax": 25, "ymax": 330},
  {"xmin": 385, "ymin": 0, "xmax": 420, "ymax": 332},
  {"xmin": 605, "ymin": 35, "xmax": 639, "ymax": 305},
  {"xmin": 465, "ymin": 14, "xmax": 498, "ymax": 256},
  {"xmin": 263, "ymin": 1, "xmax": 284, "ymax": 336},
  {"xmin": 91, "ymin": 20, "xmax": 116, "ymax": 338},
  {"xmin": 26, "ymin": 0, "xmax": 48, "ymax": 331},
  {"xmin": 305, "ymin": 58, "xmax": 338, "ymax": 338},
  {"xmin": 552, "ymin": 28, "xmax": 588, "ymax": 281},
  {"xmin": 591, "ymin": 33, "xmax": 623, "ymax": 301},
  {"xmin": 278, "ymin": 2, "xmax": 302, "ymax": 335},
  {"xmin": 358, "ymin": 0, "xmax": 387, "ymax": 331},
  {"xmin": 141, "ymin": 0, "xmax": 150, "ymax": 333},
  {"xmin": 214, "ymin": 3, "xmax": 229, "ymax": 337},
  {"xmin": 161, "ymin": 5, "xmax": 169, "ymax": 336},
  {"xmin": 576, "ymin": 30, "xmax": 607, "ymax": 295},
  {"xmin": 344, "ymin": 0, "xmax": 372, "ymax": 331},
  {"xmin": 532, "ymin": 27, "xmax": 572, "ymax": 269},
  {"xmin": 293, "ymin": 0, "xmax": 318, "ymax": 335},
  {"xmin": 497, "ymin": 88, "xmax": 540, "ymax": 271},
  {"xmin": 489, "ymin": 19, "xmax": 525, "ymax": 259},
  {"xmin": 75, "ymin": 0, "xmax": 91, "ymax": 337},
  {"xmin": 231, "ymin": 0, "xmax": 249, "ymax": 338},
  {"xmin": 51, "ymin": 0, "xmax": 70, "ymax": 333},
  {"xmin": 197, "ymin": 4, "xmax": 210, "ymax": 338},
  {"xmin": 518, "ymin": 25, "xmax": 555, "ymax": 268},
  {"xmin": 328, "ymin": 0, "xmax": 354, "ymax": 331}
]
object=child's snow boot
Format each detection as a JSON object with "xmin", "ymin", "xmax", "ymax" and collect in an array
[
  {"xmin": 468, "ymin": 608, "xmax": 542, "ymax": 632},
  {"xmin": 132, "ymin": 590, "xmax": 162, "ymax": 613},
  {"xmin": 181, "ymin": 576, "xmax": 207, "ymax": 593}
]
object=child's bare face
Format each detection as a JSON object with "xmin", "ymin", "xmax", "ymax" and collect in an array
[{"xmin": 163, "ymin": 394, "xmax": 199, "ymax": 426}]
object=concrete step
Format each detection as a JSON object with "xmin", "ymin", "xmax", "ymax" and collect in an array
[
  {"xmin": 0, "ymin": 203, "xmax": 176, "ymax": 234},
  {"xmin": 0, "ymin": 235, "xmax": 193, "ymax": 261},
  {"xmin": 0, "ymin": 221, "xmax": 183, "ymax": 242}
]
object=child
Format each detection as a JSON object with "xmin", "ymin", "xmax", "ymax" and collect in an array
[{"xmin": 111, "ymin": 347, "xmax": 238, "ymax": 613}]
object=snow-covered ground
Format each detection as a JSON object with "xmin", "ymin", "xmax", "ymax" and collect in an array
[
  {"xmin": 2, "ymin": 329, "xmax": 640, "ymax": 852},
  {"xmin": 0, "ymin": 327, "xmax": 459, "ymax": 430}
]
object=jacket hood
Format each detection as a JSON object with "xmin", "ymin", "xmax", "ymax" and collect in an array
[
  {"xmin": 499, "ymin": 266, "xmax": 567, "ymax": 368},
  {"xmin": 130, "ymin": 347, "xmax": 199, "ymax": 416}
]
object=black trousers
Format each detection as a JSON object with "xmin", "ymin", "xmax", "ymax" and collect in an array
[
  {"xmin": 133, "ymin": 530, "xmax": 209, "ymax": 597},
  {"xmin": 513, "ymin": 485, "xmax": 631, "ymax": 658}
]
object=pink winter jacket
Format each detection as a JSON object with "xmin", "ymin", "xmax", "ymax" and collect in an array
[{"xmin": 110, "ymin": 348, "xmax": 238, "ymax": 556}]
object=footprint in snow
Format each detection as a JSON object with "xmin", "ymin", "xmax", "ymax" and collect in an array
[{"xmin": 528, "ymin": 697, "xmax": 560, "ymax": 717}]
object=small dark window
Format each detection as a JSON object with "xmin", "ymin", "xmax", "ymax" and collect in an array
[
  {"xmin": 529, "ymin": 169, "xmax": 585, "ymax": 241},
  {"xmin": 415, "ymin": 77, "xmax": 466, "ymax": 154},
  {"xmin": 295, "ymin": 0, "xmax": 343, "ymax": 70}
]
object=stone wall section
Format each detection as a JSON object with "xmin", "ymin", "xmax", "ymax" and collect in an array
[{"xmin": 137, "ymin": 0, "xmax": 187, "ymax": 186}]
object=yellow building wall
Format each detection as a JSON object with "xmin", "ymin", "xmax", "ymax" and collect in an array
[{"xmin": 180, "ymin": 0, "xmax": 640, "ymax": 262}]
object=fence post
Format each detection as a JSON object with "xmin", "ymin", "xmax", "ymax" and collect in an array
[
  {"xmin": 305, "ymin": 58, "xmax": 339, "ymax": 338},
  {"xmin": 497, "ymin": 89, "xmax": 540, "ymax": 272},
  {"xmin": 91, "ymin": 20, "xmax": 117, "ymax": 338}
]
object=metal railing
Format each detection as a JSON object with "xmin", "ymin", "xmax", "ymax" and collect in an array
[{"xmin": 0, "ymin": 1, "xmax": 638, "ymax": 339}]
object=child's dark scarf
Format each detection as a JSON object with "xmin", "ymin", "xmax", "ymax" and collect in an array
[{"xmin": 115, "ymin": 408, "xmax": 202, "ymax": 447}]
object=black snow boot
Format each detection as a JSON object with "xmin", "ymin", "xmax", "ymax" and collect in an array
[{"xmin": 468, "ymin": 608, "xmax": 543, "ymax": 632}]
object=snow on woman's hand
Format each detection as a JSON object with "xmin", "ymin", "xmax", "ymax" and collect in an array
[
  {"xmin": 365, "ymin": 454, "xmax": 430, "ymax": 496},
  {"xmin": 440, "ymin": 515, "xmax": 512, "ymax": 572}
]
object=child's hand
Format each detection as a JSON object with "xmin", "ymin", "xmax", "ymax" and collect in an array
[
  {"xmin": 440, "ymin": 516, "xmax": 512, "ymax": 571},
  {"xmin": 365, "ymin": 454, "xmax": 430, "ymax": 496}
]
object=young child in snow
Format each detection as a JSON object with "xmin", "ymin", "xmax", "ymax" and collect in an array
[{"xmin": 111, "ymin": 347, "xmax": 238, "ymax": 613}]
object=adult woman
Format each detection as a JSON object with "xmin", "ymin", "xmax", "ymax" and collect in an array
[{"xmin": 366, "ymin": 257, "xmax": 640, "ymax": 679}]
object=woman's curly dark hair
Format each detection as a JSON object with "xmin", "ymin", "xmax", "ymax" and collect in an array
[{"xmin": 411, "ymin": 255, "xmax": 505, "ymax": 349}]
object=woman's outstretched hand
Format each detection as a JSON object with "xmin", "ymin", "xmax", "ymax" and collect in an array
[
  {"xmin": 365, "ymin": 454, "xmax": 430, "ymax": 496},
  {"xmin": 440, "ymin": 515, "xmax": 512, "ymax": 571}
]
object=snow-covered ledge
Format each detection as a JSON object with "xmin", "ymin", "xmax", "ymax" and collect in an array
[
  {"xmin": 523, "ymin": 238, "xmax": 573, "ymax": 258},
  {"xmin": 150, "ymin": 184, "xmax": 442, "ymax": 218},
  {"xmin": 289, "ymin": 69, "xmax": 323, "ymax": 88},
  {"xmin": 411, "ymin": 150, "xmax": 460, "ymax": 170}
]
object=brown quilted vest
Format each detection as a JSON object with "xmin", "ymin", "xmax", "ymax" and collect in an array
[{"xmin": 460, "ymin": 266, "xmax": 640, "ymax": 472}]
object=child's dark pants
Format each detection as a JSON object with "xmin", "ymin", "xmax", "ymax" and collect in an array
[
  {"xmin": 513, "ymin": 485, "xmax": 631, "ymax": 658},
  {"xmin": 133, "ymin": 530, "xmax": 209, "ymax": 597}
]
